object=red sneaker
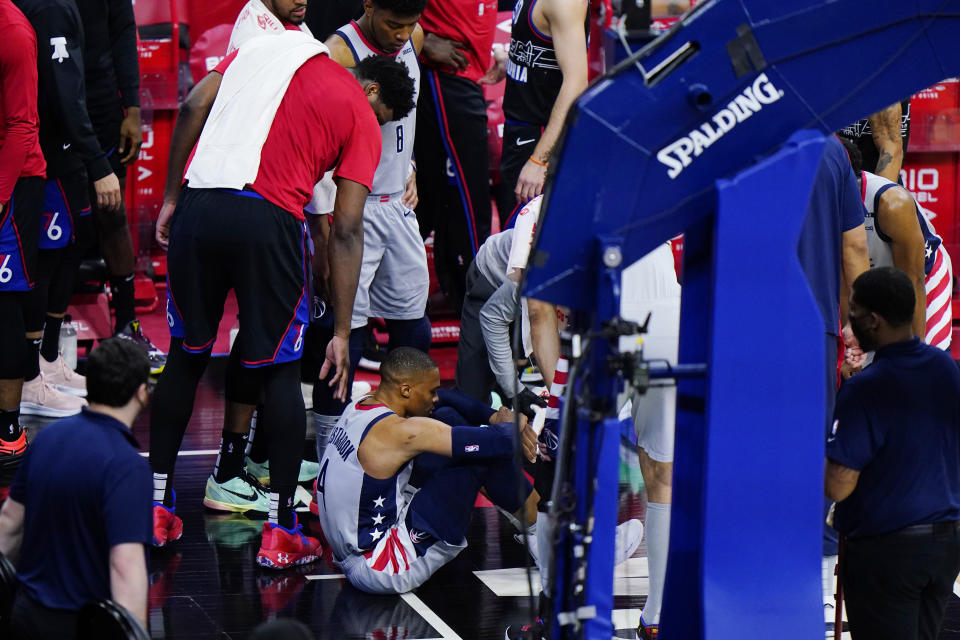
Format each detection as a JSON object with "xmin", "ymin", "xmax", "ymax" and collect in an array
[
  {"xmin": 256, "ymin": 517, "xmax": 322, "ymax": 569},
  {"xmin": 153, "ymin": 492, "xmax": 183, "ymax": 547},
  {"xmin": 0, "ymin": 433, "xmax": 28, "ymax": 483}
]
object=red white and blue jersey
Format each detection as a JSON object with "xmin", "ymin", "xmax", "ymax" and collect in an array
[
  {"xmin": 317, "ymin": 399, "xmax": 419, "ymax": 574},
  {"xmin": 861, "ymin": 171, "xmax": 953, "ymax": 350},
  {"xmin": 334, "ymin": 22, "xmax": 420, "ymax": 197}
]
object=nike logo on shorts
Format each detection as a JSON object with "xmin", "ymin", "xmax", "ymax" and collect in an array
[{"xmin": 516, "ymin": 137, "xmax": 536, "ymax": 146}]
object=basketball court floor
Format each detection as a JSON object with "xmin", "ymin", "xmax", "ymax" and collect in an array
[{"xmin": 16, "ymin": 354, "xmax": 960, "ymax": 639}]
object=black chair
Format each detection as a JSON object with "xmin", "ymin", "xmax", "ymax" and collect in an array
[
  {"xmin": 76, "ymin": 599, "xmax": 150, "ymax": 640},
  {"xmin": 0, "ymin": 552, "xmax": 16, "ymax": 633}
]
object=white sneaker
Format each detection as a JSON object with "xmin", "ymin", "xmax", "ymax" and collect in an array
[
  {"xmin": 614, "ymin": 519, "xmax": 645, "ymax": 565},
  {"xmin": 39, "ymin": 354, "xmax": 86, "ymax": 397},
  {"xmin": 20, "ymin": 374, "xmax": 86, "ymax": 418}
]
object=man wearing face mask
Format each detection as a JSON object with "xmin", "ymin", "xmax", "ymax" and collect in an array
[
  {"xmin": 826, "ymin": 266, "xmax": 960, "ymax": 640},
  {"xmin": 0, "ymin": 338, "xmax": 153, "ymax": 639}
]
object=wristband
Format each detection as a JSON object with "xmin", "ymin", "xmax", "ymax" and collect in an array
[{"xmin": 529, "ymin": 155, "xmax": 548, "ymax": 168}]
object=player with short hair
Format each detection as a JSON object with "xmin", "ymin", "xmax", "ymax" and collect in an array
[
  {"xmin": 317, "ymin": 346, "xmax": 537, "ymax": 593},
  {"xmin": 149, "ymin": 35, "xmax": 414, "ymax": 570},
  {"xmin": 310, "ymin": 0, "xmax": 427, "ymax": 450}
]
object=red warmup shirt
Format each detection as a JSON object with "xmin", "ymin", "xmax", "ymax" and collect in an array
[
  {"xmin": 419, "ymin": 0, "xmax": 498, "ymax": 84},
  {"xmin": 208, "ymin": 50, "xmax": 381, "ymax": 219},
  {"xmin": 0, "ymin": 0, "xmax": 46, "ymax": 204}
]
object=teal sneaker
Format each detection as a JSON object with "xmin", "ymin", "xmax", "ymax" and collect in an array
[
  {"xmin": 203, "ymin": 472, "xmax": 270, "ymax": 513},
  {"xmin": 245, "ymin": 457, "xmax": 320, "ymax": 485}
]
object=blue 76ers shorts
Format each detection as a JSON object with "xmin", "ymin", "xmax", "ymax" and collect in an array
[
  {"xmin": 39, "ymin": 171, "xmax": 91, "ymax": 250},
  {"xmin": 165, "ymin": 187, "xmax": 308, "ymax": 367},
  {"xmin": 0, "ymin": 177, "xmax": 44, "ymax": 292}
]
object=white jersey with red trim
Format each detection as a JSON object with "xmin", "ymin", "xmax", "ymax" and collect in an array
[
  {"xmin": 861, "ymin": 171, "xmax": 953, "ymax": 350},
  {"xmin": 335, "ymin": 22, "xmax": 419, "ymax": 197},
  {"xmin": 316, "ymin": 399, "xmax": 418, "ymax": 573}
]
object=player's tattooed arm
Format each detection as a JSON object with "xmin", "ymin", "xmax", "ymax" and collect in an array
[{"xmin": 868, "ymin": 102, "xmax": 903, "ymax": 182}]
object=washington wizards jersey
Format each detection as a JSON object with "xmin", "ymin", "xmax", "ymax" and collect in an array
[
  {"xmin": 317, "ymin": 399, "xmax": 415, "ymax": 565},
  {"xmin": 335, "ymin": 22, "xmax": 419, "ymax": 196},
  {"xmin": 861, "ymin": 170, "xmax": 942, "ymax": 275}
]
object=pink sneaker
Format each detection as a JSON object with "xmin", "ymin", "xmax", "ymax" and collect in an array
[
  {"xmin": 39, "ymin": 355, "xmax": 86, "ymax": 397},
  {"xmin": 20, "ymin": 374, "xmax": 86, "ymax": 418}
]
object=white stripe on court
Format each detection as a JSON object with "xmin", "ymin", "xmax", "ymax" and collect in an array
[
  {"xmin": 401, "ymin": 592, "xmax": 463, "ymax": 640},
  {"xmin": 139, "ymin": 449, "xmax": 219, "ymax": 457},
  {"xmin": 474, "ymin": 557, "xmax": 651, "ymax": 598}
]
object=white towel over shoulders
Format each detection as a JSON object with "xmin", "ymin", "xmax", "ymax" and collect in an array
[
  {"xmin": 227, "ymin": 0, "xmax": 313, "ymax": 54},
  {"xmin": 185, "ymin": 32, "xmax": 329, "ymax": 191}
]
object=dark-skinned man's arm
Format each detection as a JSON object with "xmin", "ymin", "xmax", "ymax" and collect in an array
[
  {"xmin": 321, "ymin": 177, "xmax": 367, "ymax": 402},
  {"xmin": 878, "ymin": 187, "xmax": 927, "ymax": 338},
  {"xmin": 868, "ymin": 103, "xmax": 904, "ymax": 182},
  {"xmin": 155, "ymin": 70, "xmax": 224, "ymax": 249}
]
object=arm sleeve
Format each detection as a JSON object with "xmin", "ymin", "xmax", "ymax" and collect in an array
[
  {"xmin": 436, "ymin": 388, "xmax": 495, "ymax": 425},
  {"xmin": 825, "ymin": 380, "xmax": 884, "ymax": 471},
  {"xmin": 479, "ymin": 281, "xmax": 524, "ymax": 397},
  {"xmin": 107, "ymin": 0, "xmax": 140, "ymax": 109},
  {"xmin": 103, "ymin": 457, "xmax": 154, "ymax": 546},
  {"xmin": 0, "ymin": 26, "xmax": 40, "ymax": 203},
  {"xmin": 450, "ymin": 423, "xmax": 516, "ymax": 459},
  {"xmin": 332, "ymin": 100, "xmax": 381, "ymax": 191},
  {"xmin": 33, "ymin": 6, "xmax": 112, "ymax": 180}
]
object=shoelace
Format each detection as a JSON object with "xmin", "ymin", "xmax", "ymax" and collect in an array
[{"xmin": 241, "ymin": 471, "xmax": 268, "ymax": 493}]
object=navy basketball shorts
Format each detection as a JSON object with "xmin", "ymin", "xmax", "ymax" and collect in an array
[
  {"xmin": 0, "ymin": 177, "xmax": 44, "ymax": 292},
  {"xmin": 165, "ymin": 187, "xmax": 309, "ymax": 367},
  {"xmin": 39, "ymin": 171, "xmax": 91, "ymax": 250}
]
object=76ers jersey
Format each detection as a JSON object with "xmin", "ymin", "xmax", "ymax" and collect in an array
[
  {"xmin": 861, "ymin": 170, "xmax": 953, "ymax": 350},
  {"xmin": 317, "ymin": 400, "xmax": 415, "ymax": 566},
  {"xmin": 335, "ymin": 22, "xmax": 419, "ymax": 196}
]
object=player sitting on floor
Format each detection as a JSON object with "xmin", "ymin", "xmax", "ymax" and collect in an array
[{"xmin": 316, "ymin": 347, "xmax": 538, "ymax": 594}]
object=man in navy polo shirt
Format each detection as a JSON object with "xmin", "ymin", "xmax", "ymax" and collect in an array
[
  {"xmin": 826, "ymin": 266, "xmax": 960, "ymax": 640},
  {"xmin": 0, "ymin": 337, "xmax": 152, "ymax": 639}
]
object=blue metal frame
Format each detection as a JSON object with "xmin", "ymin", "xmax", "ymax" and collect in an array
[{"xmin": 525, "ymin": 1, "xmax": 960, "ymax": 637}]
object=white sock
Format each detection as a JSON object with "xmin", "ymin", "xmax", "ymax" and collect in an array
[
  {"xmin": 153, "ymin": 473, "xmax": 168, "ymax": 504},
  {"xmin": 642, "ymin": 502, "xmax": 670, "ymax": 625},
  {"xmin": 268, "ymin": 491, "xmax": 280, "ymax": 524},
  {"xmin": 822, "ymin": 554, "xmax": 838, "ymax": 606},
  {"xmin": 244, "ymin": 410, "xmax": 258, "ymax": 457},
  {"xmin": 213, "ymin": 437, "xmax": 224, "ymax": 479},
  {"xmin": 536, "ymin": 512, "xmax": 552, "ymax": 596}
]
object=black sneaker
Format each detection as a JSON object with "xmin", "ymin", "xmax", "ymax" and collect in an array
[{"xmin": 116, "ymin": 320, "xmax": 167, "ymax": 375}]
